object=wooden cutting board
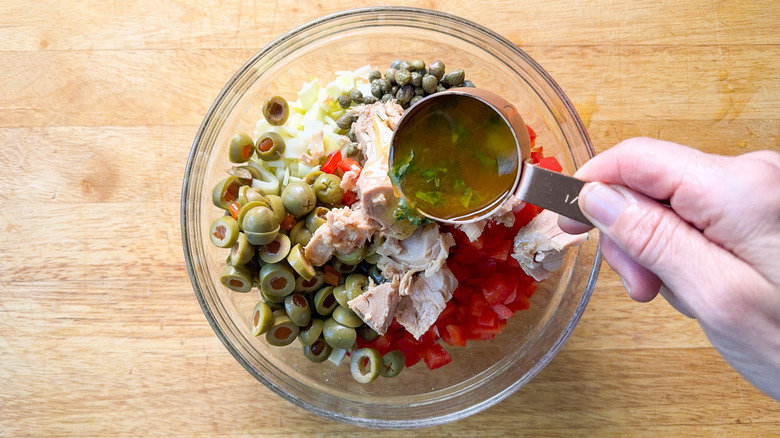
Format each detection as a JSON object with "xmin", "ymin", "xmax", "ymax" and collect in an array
[{"xmin": 1, "ymin": 1, "xmax": 778, "ymax": 436}]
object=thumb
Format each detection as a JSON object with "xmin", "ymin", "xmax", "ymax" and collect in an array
[{"xmin": 578, "ymin": 181, "xmax": 738, "ymax": 315}]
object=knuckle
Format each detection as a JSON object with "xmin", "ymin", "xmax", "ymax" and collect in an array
[{"xmin": 616, "ymin": 204, "xmax": 684, "ymax": 270}]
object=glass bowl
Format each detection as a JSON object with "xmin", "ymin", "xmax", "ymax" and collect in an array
[{"xmin": 181, "ymin": 6, "xmax": 600, "ymax": 429}]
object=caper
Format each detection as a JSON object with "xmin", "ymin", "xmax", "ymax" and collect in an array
[
  {"xmin": 379, "ymin": 78, "xmax": 392, "ymax": 93},
  {"xmin": 229, "ymin": 232, "xmax": 255, "ymax": 266},
  {"xmin": 391, "ymin": 85, "xmax": 398, "ymax": 95},
  {"xmin": 298, "ymin": 318, "xmax": 324, "ymax": 346},
  {"xmin": 357, "ymin": 324, "xmax": 379, "ymax": 342},
  {"xmin": 398, "ymin": 60, "xmax": 410, "ymax": 71},
  {"xmin": 462, "ymin": 79, "xmax": 476, "ymax": 88},
  {"xmin": 390, "ymin": 59, "xmax": 402, "ymax": 69},
  {"xmin": 284, "ymin": 293, "xmax": 311, "ymax": 327},
  {"xmin": 381, "ymin": 93, "xmax": 393, "ymax": 103},
  {"xmin": 266, "ymin": 314, "xmax": 299, "ymax": 346},
  {"xmin": 312, "ymin": 173, "xmax": 344, "ymax": 206},
  {"xmin": 244, "ymin": 227, "xmax": 279, "ymax": 246},
  {"xmin": 395, "ymin": 69, "xmax": 411, "ymax": 86},
  {"xmin": 322, "ymin": 317, "xmax": 357, "ymax": 350},
  {"xmin": 414, "ymin": 86, "xmax": 425, "ymax": 96},
  {"xmin": 436, "ymin": 84, "xmax": 446, "ymax": 93},
  {"xmin": 211, "ymin": 176, "xmax": 244, "ymax": 209},
  {"xmin": 255, "ymin": 132, "xmax": 286, "ymax": 161},
  {"xmin": 262, "ymin": 95, "xmax": 289, "ymax": 126},
  {"xmin": 396, "ymin": 85, "xmax": 414, "ymax": 105},
  {"xmin": 362, "ymin": 96, "xmax": 377, "ymax": 105},
  {"xmin": 368, "ymin": 70, "xmax": 382, "ymax": 82},
  {"xmin": 349, "ymin": 89, "xmax": 363, "ymax": 104},
  {"xmin": 313, "ymin": 286, "xmax": 338, "ymax": 316},
  {"xmin": 303, "ymin": 337, "xmax": 332, "ymax": 363},
  {"xmin": 289, "ymin": 220, "xmax": 312, "ymax": 248},
  {"xmin": 257, "ymin": 232, "xmax": 291, "ymax": 264},
  {"xmin": 441, "ymin": 69, "xmax": 465, "ymax": 88},
  {"xmin": 332, "ymin": 305, "xmax": 363, "ymax": 328},
  {"xmin": 229, "ymin": 132, "xmax": 255, "ymax": 163},
  {"xmin": 241, "ymin": 206, "xmax": 278, "ymax": 233},
  {"xmin": 344, "ymin": 142, "xmax": 359, "ymax": 158},
  {"xmin": 209, "ymin": 216, "xmax": 240, "ymax": 248},
  {"xmin": 287, "ymin": 243, "xmax": 316, "ymax": 281},
  {"xmin": 281, "ymin": 181, "xmax": 317, "ymax": 217},
  {"xmin": 335, "ymin": 113, "xmax": 354, "ymax": 131},
  {"xmin": 410, "ymin": 95, "xmax": 423, "ymax": 107},
  {"xmin": 219, "ymin": 265, "xmax": 253, "ymax": 293},
  {"xmin": 422, "ymin": 74, "xmax": 438, "ymax": 94},
  {"xmin": 384, "ymin": 68, "xmax": 398, "ymax": 84},
  {"xmin": 410, "ymin": 59, "xmax": 425, "ymax": 71},
  {"xmin": 337, "ymin": 94, "xmax": 352, "ymax": 109},
  {"xmin": 305, "ymin": 206, "xmax": 329, "ymax": 234},
  {"xmin": 294, "ymin": 270, "xmax": 325, "ymax": 293},
  {"xmin": 379, "ymin": 350, "xmax": 405, "ymax": 378},
  {"xmin": 410, "ymin": 71, "xmax": 422, "ymax": 87},
  {"xmin": 259, "ymin": 262, "xmax": 295, "ymax": 298},
  {"xmin": 428, "ymin": 60, "xmax": 445, "ymax": 80},
  {"xmin": 250, "ymin": 301, "xmax": 274, "ymax": 336},
  {"xmin": 370, "ymin": 81, "xmax": 383, "ymax": 98},
  {"xmin": 344, "ymin": 273, "xmax": 370, "ymax": 301},
  {"xmin": 366, "ymin": 264, "xmax": 386, "ymax": 284},
  {"xmin": 350, "ymin": 347, "xmax": 381, "ymax": 383}
]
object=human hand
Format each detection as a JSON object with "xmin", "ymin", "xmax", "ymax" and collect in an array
[{"xmin": 559, "ymin": 137, "xmax": 780, "ymax": 401}]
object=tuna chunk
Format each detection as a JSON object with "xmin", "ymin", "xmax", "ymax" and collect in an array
[
  {"xmin": 394, "ymin": 266, "xmax": 458, "ymax": 339},
  {"xmin": 512, "ymin": 209, "xmax": 588, "ymax": 281},
  {"xmin": 305, "ymin": 207, "xmax": 378, "ymax": 266},
  {"xmin": 456, "ymin": 195, "xmax": 523, "ymax": 241},
  {"xmin": 347, "ymin": 278, "xmax": 401, "ymax": 335},
  {"xmin": 377, "ymin": 223, "xmax": 455, "ymax": 285}
]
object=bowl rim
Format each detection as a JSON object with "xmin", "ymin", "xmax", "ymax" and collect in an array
[{"xmin": 181, "ymin": 5, "xmax": 600, "ymax": 428}]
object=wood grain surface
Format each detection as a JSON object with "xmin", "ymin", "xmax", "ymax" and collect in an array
[{"xmin": 1, "ymin": 1, "xmax": 778, "ymax": 436}]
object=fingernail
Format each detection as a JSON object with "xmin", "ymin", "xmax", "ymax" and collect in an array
[
  {"xmin": 580, "ymin": 182, "xmax": 629, "ymax": 228},
  {"xmin": 621, "ymin": 276, "xmax": 633, "ymax": 299}
]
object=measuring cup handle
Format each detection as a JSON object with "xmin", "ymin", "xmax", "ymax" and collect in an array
[{"xmin": 515, "ymin": 162, "xmax": 592, "ymax": 226}]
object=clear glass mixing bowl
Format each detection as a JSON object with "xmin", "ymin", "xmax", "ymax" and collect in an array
[{"xmin": 181, "ymin": 6, "xmax": 600, "ymax": 428}]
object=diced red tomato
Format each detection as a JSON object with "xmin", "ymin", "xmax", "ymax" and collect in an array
[
  {"xmin": 538, "ymin": 156, "xmax": 563, "ymax": 172},
  {"xmin": 280, "ymin": 214, "xmax": 296, "ymax": 231},
  {"xmin": 337, "ymin": 158, "xmax": 362, "ymax": 173},
  {"xmin": 468, "ymin": 293, "xmax": 489, "ymax": 317},
  {"xmin": 441, "ymin": 324, "xmax": 467, "ymax": 347},
  {"xmin": 526, "ymin": 124, "xmax": 537, "ymax": 147},
  {"xmin": 492, "ymin": 303, "xmax": 514, "ymax": 320},
  {"xmin": 506, "ymin": 293, "xmax": 531, "ymax": 312},
  {"xmin": 423, "ymin": 343, "xmax": 452, "ymax": 370},
  {"xmin": 228, "ymin": 202, "xmax": 240, "ymax": 220},
  {"xmin": 481, "ymin": 273, "xmax": 517, "ymax": 305},
  {"xmin": 488, "ymin": 239, "xmax": 512, "ymax": 262},
  {"xmin": 321, "ymin": 150, "xmax": 342, "ymax": 174},
  {"xmin": 393, "ymin": 338, "xmax": 423, "ymax": 368},
  {"xmin": 341, "ymin": 190, "xmax": 358, "ymax": 207},
  {"xmin": 476, "ymin": 308, "xmax": 497, "ymax": 327}
]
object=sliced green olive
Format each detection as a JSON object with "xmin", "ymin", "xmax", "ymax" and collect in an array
[
  {"xmin": 379, "ymin": 350, "xmax": 405, "ymax": 378},
  {"xmin": 237, "ymin": 200, "xmax": 271, "ymax": 227},
  {"xmin": 303, "ymin": 336, "xmax": 332, "ymax": 363},
  {"xmin": 330, "ymin": 259, "xmax": 357, "ymax": 274},
  {"xmin": 313, "ymin": 286, "xmax": 338, "ymax": 316},
  {"xmin": 211, "ymin": 176, "xmax": 244, "ymax": 209},
  {"xmin": 303, "ymin": 170, "xmax": 324, "ymax": 185},
  {"xmin": 322, "ymin": 317, "xmax": 357, "ymax": 350},
  {"xmin": 366, "ymin": 264, "xmax": 386, "ymax": 284},
  {"xmin": 229, "ymin": 232, "xmax": 255, "ymax": 266},
  {"xmin": 344, "ymin": 273, "xmax": 370, "ymax": 300},
  {"xmin": 238, "ymin": 186, "xmax": 267, "ymax": 207},
  {"xmin": 255, "ymin": 131, "xmax": 286, "ymax": 161},
  {"xmin": 219, "ymin": 265, "xmax": 253, "ymax": 293},
  {"xmin": 263, "ymin": 95, "xmax": 289, "ymax": 126},
  {"xmin": 298, "ymin": 318, "xmax": 324, "ymax": 346},
  {"xmin": 261, "ymin": 289, "xmax": 286, "ymax": 304},
  {"xmin": 259, "ymin": 262, "xmax": 295, "ymax": 298},
  {"xmin": 265, "ymin": 194, "xmax": 287, "ymax": 225},
  {"xmin": 244, "ymin": 227, "xmax": 279, "ymax": 246},
  {"xmin": 313, "ymin": 173, "xmax": 345, "ymax": 206},
  {"xmin": 266, "ymin": 314, "xmax": 299, "ymax": 346},
  {"xmin": 350, "ymin": 347, "xmax": 382, "ymax": 383},
  {"xmin": 241, "ymin": 206, "xmax": 278, "ymax": 233},
  {"xmin": 332, "ymin": 285, "xmax": 349, "ymax": 308},
  {"xmin": 258, "ymin": 233, "xmax": 291, "ymax": 264},
  {"xmin": 250, "ymin": 301, "xmax": 274, "ymax": 336},
  {"xmin": 364, "ymin": 238, "xmax": 383, "ymax": 264},
  {"xmin": 287, "ymin": 243, "xmax": 315, "ymax": 281},
  {"xmin": 284, "ymin": 293, "xmax": 311, "ymax": 327},
  {"xmin": 281, "ymin": 181, "xmax": 317, "ymax": 217},
  {"xmin": 332, "ymin": 305, "xmax": 363, "ymax": 328},
  {"xmin": 305, "ymin": 206, "xmax": 329, "ymax": 234},
  {"xmin": 294, "ymin": 270, "xmax": 324, "ymax": 293},
  {"xmin": 247, "ymin": 158, "xmax": 281, "ymax": 196},
  {"xmin": 357, "ymin": 324, "xmax": 379, "ymax": 342},
  {"xmin": 209, "ymin": 216, "xmax": 240, "ymax": 248},
  {"xmin": 334, "ymin": 246, "xmax": 366, "ymax": 265},
  {"xmin": 289, "ymin": 221, "xmax": 312, "ymax": 247},
  {"xmin": 229, "ymin": 132, "xmax": 255, "ymax": 163}
]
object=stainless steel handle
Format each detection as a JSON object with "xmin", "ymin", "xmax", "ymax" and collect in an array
[{"xmin": 515, "ymin": 162, "xmax": 592, "ymax": 226}]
